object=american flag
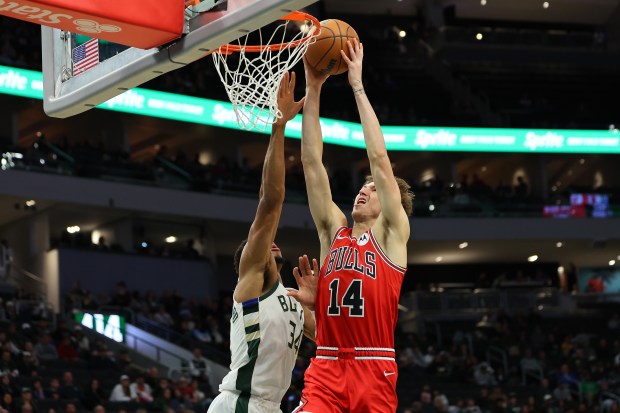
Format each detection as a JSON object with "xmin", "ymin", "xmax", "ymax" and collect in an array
[{"xmin": 72, "ymin": 38, "xmax": 99, "ymax": 75}]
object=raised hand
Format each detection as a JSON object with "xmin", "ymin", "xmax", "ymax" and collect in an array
[
  {"xmin": 303, "ymin": 56, "xmax": 330, "ymax": 89},
  {"xmin": 287, "ymin": 255, "xmax": 319, "ymax": 310},
  {"xmin": 340, "ymin": 38, "xmax": 364, "ymax": 91},
  {"xmin": 275, "ymin": 71, "xmax": 305, "ymax": 126}
]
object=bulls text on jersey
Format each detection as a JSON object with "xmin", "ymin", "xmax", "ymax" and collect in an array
[{"xmin": 324, "ymin": 246, "xmax": 376, "ymax": 279}]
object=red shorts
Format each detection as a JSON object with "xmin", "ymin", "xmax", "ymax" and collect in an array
[{"xmin": 294, "ymin": 347, "xmax": 398, "ymax": 413}]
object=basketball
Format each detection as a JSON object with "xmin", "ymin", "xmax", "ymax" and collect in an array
[{"xmin": 305, "ymin": 19, "xmax": 359, "ymax": 76}]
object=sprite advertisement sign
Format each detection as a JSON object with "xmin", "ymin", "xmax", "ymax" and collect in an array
[{"xmin": 1, "ymin": 64, "xmax": 618, "ymax": 153}]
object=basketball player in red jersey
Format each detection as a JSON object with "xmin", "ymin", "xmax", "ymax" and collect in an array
[{"xmin": 288, "ymin": 39, "xmax": 414, "ymax": 413}]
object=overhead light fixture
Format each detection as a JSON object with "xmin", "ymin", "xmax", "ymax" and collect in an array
[
  {"xmin": 165, "ymin": 236, "xmax": 177, "ymax": 244},
  {"xmin": 579, "ymin": 158, "xmax": 585, "ymax": 164},
  {"xmin": 480, "ymin": 0, "xmax": 487, "ymax": 5},
  {"xmin": 556, "ymin": 242, "xmax": 563, "ymax": 248},
  {"xmin": 66, "ymin": 226, "xmax": 80, "ymax": 234},
  {"xmin": 141, "ymin": 241, "xmax": 148, "ymax": 248},
  {"xmin": 435, "ymin": 256, "xmax": 443, "ymax": 262},
  {"xmin": 476, "ymin": 33, "xmax": 483, "ymax": 41},
  {"xmin": 609, "ymin": 260, "xmax": 616, "ymax": 266},
  {"xmin": 528, "ymin": 255, "xmax": 538, "ymax": 262},
  {"xmin": 25, "ymin": 200, "xmax": 36, "ymax": 207},
  {"xmin": 459, "ymin": 242, "xmax": 469, "ymax": 249},
  {"xmin": 428, "ymin": 204, "xmax": 435, "ymax": 211},
  {"xmin": 543, "ymin": 1, "xmax": 549, "ymax": 8},
  {"xmin": 398, "ymin": 30, "xmax": 407, "ymax": 38}
]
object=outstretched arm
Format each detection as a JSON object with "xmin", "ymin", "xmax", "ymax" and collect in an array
[
  {"xmin": 301, "ymin": 59, "xmax": 347, "ymax": 263},
  {"xmin": 287, "ymin": 254, "xmax": 318, "ymax": 339},
  {"xmin": 341, "ymin": 40, "xmax": 410, "ymax": 252},
  {"xmin": 287, "ymin": 254, "xmax": 319, "ymax": 310},
  {"xmin": 237, "ymin": 73, "xmax": 305, "ymax": 299}
]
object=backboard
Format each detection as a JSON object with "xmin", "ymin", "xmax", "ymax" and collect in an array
[{"xmin": 42, "ymin": 0, "xmax": 318, "ymax": 118}]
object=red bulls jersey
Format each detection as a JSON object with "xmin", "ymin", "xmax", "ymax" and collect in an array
[{"xmin": 315, "ymin": 226, "xmax": 407, "ymax": 349}]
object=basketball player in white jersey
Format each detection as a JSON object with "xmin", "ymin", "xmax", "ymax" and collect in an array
[{"xmin": 207, "ymin": 72, "xmax": 315, "ymax": 413}]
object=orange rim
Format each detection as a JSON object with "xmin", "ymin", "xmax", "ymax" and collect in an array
[{"xmin": 216, "ymin": 11, "xmax": 320, "ymax": 54}]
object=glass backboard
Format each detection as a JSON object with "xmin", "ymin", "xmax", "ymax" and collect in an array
[{"xmin": 42, "ymin": 0, "xmax": 318, "ymax": 118}]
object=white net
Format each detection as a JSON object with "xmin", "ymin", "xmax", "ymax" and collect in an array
[{"xmin": 212, "ymin": 17, "xmax": 317, "ymax": 132}]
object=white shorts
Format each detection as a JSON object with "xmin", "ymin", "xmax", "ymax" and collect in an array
[{"xmin": 207, "ymin": 390, "xmax": 282, "ymax": 413}]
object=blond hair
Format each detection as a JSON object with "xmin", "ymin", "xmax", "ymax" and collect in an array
[{"xmin": 365, "ymin": 175, "xmax": 414, "ymax": 216}]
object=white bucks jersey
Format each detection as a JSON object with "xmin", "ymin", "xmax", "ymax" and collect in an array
[{"xmin": 220, "ymin": 281, "xmax": 304, "ymax": 406}]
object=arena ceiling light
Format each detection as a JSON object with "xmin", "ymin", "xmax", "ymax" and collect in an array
[
  {"xmin": 528, "ymin": 255, "xmax": 538, "ymax": 262},
  {"xmin": 459, "ymin": 242, "xmax": 469, "ymax": 249},
  {"xmin": 543, "ymin": 1, "xmax": 550, "ymax": 8},
  {"xmin": 556, "ymin": 242, "xmax": 563, "ymax": 248},
  {"xmin": 480, "ymin": 0, "xmax": 487, "ymax": 5},
  {"xmin": 398, "ymin": 30, "xmax": 407, "ymax": 38},
  {"xmin": 435, "ymin": 256, "xmax": 443, "ymax": 262},
  {"xmin": 66, "ymin": 226, "xmax": 80, "ymax": 234},
  {"xmin": 165, "ymin": 236, "xmax": 177, "ymax": 243},
  {"xmin": 476, "ymin": 33, "xmax": 483, "ymax": 40},
  {"xmin": 609, "ymin": 260, "xmax": 616, "ymax": 266}
]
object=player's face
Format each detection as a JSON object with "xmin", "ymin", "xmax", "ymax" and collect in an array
[
  {"xmin": 352, "ymin": 182, "xmax": 381, "ymax": 221},
  {"xmin": 271, "ymin": 250, "xmax": 284, "ymax": 274}
]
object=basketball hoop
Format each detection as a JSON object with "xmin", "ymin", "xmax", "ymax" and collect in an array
[{"xmin": 212, "ymin": 11, "xmax": 320, "ymax": 132}]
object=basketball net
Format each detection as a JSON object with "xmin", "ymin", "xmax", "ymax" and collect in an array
[{"xmin": 212, "ymin": 12, "xmax": 319, "ymax": 132}]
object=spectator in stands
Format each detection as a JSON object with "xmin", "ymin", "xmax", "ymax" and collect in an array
[
  {"xmin": 556, "ymin": 363, "xmax": 580, "ymax": 388},
  {"xmin": 552, "ymin": 382, "xmax": 573, "ymax": 402},
  {"xmin": 144, "ymin": 367, "xmax": 160, "ymax": 391},
  {"xmin": 1, "ymin": 393, "xmax": 15, "ymax": 413},
  {"xmin": 64, "ymin": 402, "xmax": 77, "ymax": 413},
  {"xmin": 0, "ymin": 351, "xmax": 17, "ymax": 377},
  {"xmin": 520, "ymin": 348, "xmax": 542, "ymax": 384},
  {"xmin": 30, "ymin": 381, "xmax": 44, "ymax": 401},
  {"xmin": 153, "ymin": 306, "xmax": 175, "ymax": 328},
  {"xmin": 433, "ymin": 394, "xmax": 449, "ymax": 412},
  {"xmin": 152, "ymin": 387, "xmax": 182, "ymax": 413},
  {"xmin": 59, "ymin": 372, "xmax": 80, "ymax": 400},
  {"xmin": 152, "ymin": 378, "xmax": 170, "ymax": 400},
  {"xmin": 187, "ymin": 379, "xmax": 210, "ymax": 408},
  {"xmin": 204, "ymin": 316, "xmax": 223, "ymax": 345},
  {"xmin": 419, "ymin": 391, "xmax": 433, "ymax": 413},
  {"xmin": 0, "ymin": 240, "xmax": 13, "ymax": 281},
  {"xmin": 175, "ymin": 376, "xmax": 193, "ymax": 401},
  {"xmin": 116, "ymin": 350, "xmax": 133, "ymax": 373},
  {"xmin": 18, "ymin": 351, "xmax": 38, "ymax": 377},
  {"xmin": 34, "ymin": 335, "xmax": 58, "ymax": 361},
  {"xmin": 51, "ymin": 321, "xmax": 71, "ymax": 345},
  {"xmin": 44, "ymin": 378, "xmax": 60, "ymax": 400},
  {"xmin": 187, "ymin": 348, "xmax": 209, "ymax": 383},
  {"xmin": 473, "ymin": 362, "xmax": 498, "ymax": 386},
  {"xmin": 94, "ymin": 236, "xmax": 109, "ymax": 251},
  {"xmin": 81, "ymin": 379, "xmax": 105, "ymax": 411},
  {"xmin": 514, "ymin": 176, "xmax": 528, "ymax": 202},
  {"xmin": 109, "ymin": 375, "xmax": 137, "ymax": 402},
  {"xmin": 464, "ymin": 398, "xmax": 482, "ymax": 413},
  {"xmin": 70, "ymin": 327, "xmax": 89, "ymax": 359},
  {"xmin": 57, "ymin": 337, "xmax": 78, "ymax": 361},
  {"xmin": 89, "ymin": 339, "xmax": 115, "ymax": 369},
  {"xmin": 130, "ymin": 376, "xmax": 153, "ymax": 403},
  {"xmin": 80, "ymin": 294, "xmax": 98, "ymax": 311},
  {"xmin": 17, "ymin": 387, "xmax": 37, "ymax": 413},
  {"xmin": 109, "ymin": 282, "xmax": 132, "ymax": 307}
]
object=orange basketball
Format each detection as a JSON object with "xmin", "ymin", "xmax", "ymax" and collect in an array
[{"xmin": 305, "ymin": 19, "xmax": 359, "ymax": 76}]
